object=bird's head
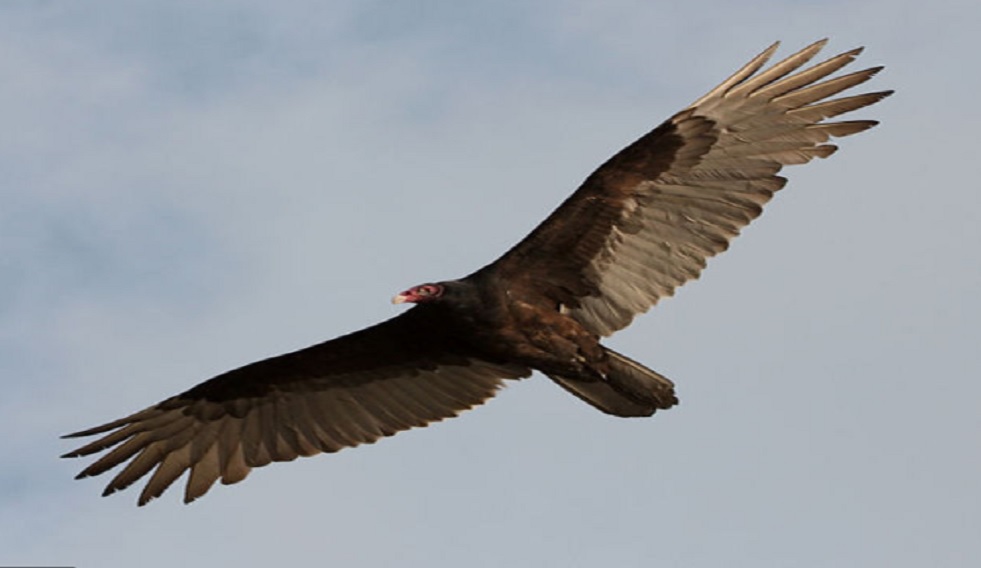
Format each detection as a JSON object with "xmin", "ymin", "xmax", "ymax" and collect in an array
[{"xmin": 392, "ymin": 283, "xmax": 446, "ymax": 304}]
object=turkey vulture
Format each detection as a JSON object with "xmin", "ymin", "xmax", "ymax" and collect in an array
[{"xmin": 62, "ymin": 40, "xmax": 891, "ymax": 505}]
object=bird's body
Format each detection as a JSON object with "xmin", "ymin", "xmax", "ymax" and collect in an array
[{"xmin": 63, "ymin": 40, "xmax": 892, "ymax": 505}]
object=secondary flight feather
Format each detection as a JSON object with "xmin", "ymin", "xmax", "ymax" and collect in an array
[{"xmin": 63, "ymin": 40, "xmax": 892, "ymax": 505}]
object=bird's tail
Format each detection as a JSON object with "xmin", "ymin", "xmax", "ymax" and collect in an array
[{"xmin": 548, "ymin": 349, "xmax": 678, "ymax": 417}]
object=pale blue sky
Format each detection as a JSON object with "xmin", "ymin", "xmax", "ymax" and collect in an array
[{"xmin": 3, "ymin": 1, "xmax": 979, "ymax": 567}]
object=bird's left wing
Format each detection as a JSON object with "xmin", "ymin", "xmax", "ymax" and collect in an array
[
  {"xmin": 481, "ymin": 40, "xmax": 891, "ymax": 336},
  {"xmin": 62, "ymin": 308, "xmax": 530, "ymax": 505}
]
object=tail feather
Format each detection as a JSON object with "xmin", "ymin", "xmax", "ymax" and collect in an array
[{"xmin": 548, "ymin": 349, "xmax": 678, "ymax": 418}]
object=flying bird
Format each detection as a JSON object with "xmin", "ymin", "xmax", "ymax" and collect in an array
[{"xmin": 63, "ymin": 40, "xmax": 891, "ymax": 505}]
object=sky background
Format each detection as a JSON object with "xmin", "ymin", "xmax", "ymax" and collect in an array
[{"xmin": 3, "ymin": 1, "xmax": 979, "ymax": 567}]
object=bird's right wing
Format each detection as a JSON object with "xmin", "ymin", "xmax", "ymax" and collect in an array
[
  {"xmin": 482, "ymin": 40, "xmax": 891, "ymax": 336},
  {"xmin": 61, "ymin": 308, "xmax": 530, "ymax": 505}
]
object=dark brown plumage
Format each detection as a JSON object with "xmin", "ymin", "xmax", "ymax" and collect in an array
[{"xmin": 63, "ymin": 40, "xmax": 892, "ymax": 505}]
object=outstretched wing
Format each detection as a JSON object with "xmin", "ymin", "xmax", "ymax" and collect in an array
[
  {"xmin": 482, "ymin": 40, "xmax": 892, "ymax": 336},
  {"xmin": 62, "ymin": 308, "xmax": 530, "ymax": 505}
]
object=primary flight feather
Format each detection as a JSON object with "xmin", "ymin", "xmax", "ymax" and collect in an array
[{"xmin": 63, "ymin": 40, "xmax": 892, "ymax": 505}]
